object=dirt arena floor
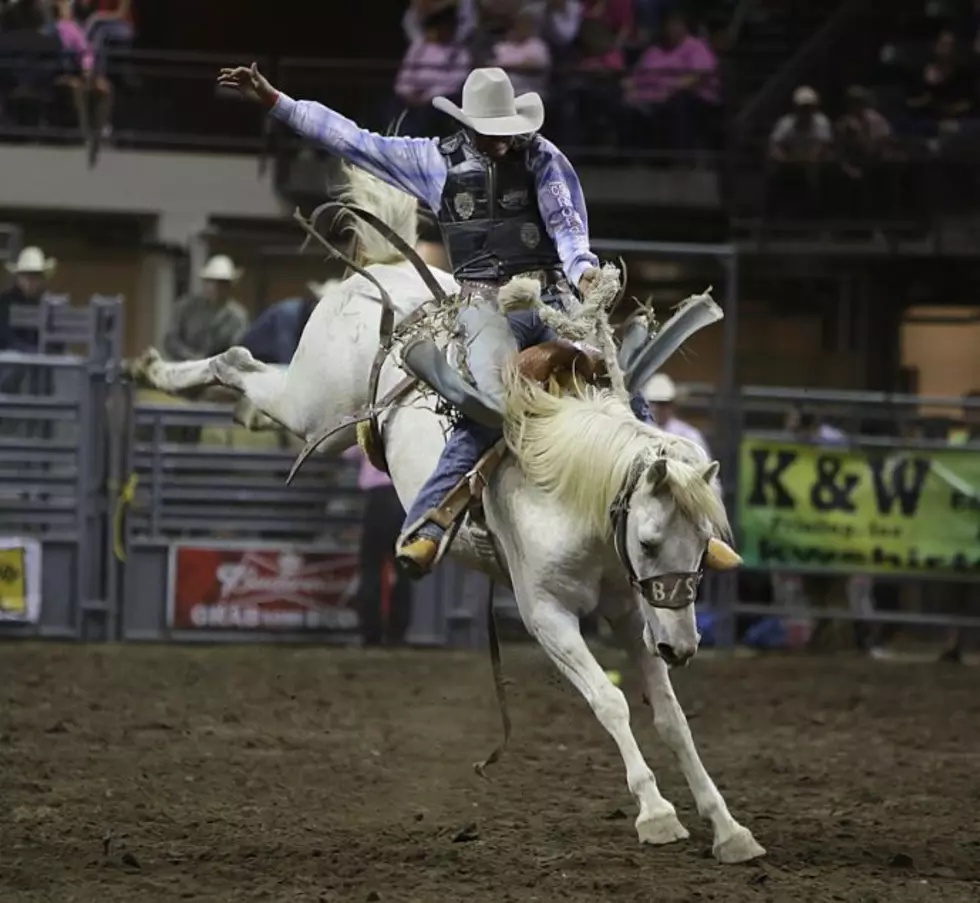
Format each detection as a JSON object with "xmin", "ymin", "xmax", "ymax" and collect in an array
[{"xmin": 1, "ymin": 643, "xmax": 978, "ymax": 903}]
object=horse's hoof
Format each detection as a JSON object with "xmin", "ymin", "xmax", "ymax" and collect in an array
[
  {"xmin": 128, "ymin": 347, "xmax": 161, "ymax": 382},
  {"xmin": 713, "ymin": 825, "xmax": 766, "ymax": 864},
  {"xmin": 636, "ymin": 810, "xmax": 690, "ymax": 846}
]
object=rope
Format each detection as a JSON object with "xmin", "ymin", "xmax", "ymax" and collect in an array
[
  {"xmin": 473, "ymin": 578, "xmax": 512, "ymax": 779},
  {"xmin": 111, "ymin": 472, "xmax": 138, "ymax": 562}
]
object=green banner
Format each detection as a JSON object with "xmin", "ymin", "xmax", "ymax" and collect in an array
[{"xmin": 737, "ymin": 438, "xmax": 980, "ymax": 577}]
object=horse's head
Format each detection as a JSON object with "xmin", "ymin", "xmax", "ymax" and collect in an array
[{"xmin": 612, "ymin": 455, "xmax": 741, "ymax": 667}]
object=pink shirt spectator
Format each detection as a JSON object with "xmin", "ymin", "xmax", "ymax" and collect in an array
[
  {"xmin": 343, "ymin": 446, "xmax": 392, "ymax": 491},
  {"xmin": 395, "ymin": 39, "xmax": 471, "ymax": 105},
  {"xmin": 56, "ymin": 19, "xmax": 95, "ymax": 74},
  {"xmin": 492, "ymin": 36, "xmax": 552, "ymax": 97},
  {"xmin": 629, "ymin": 35, "xmax": 719, "ymax": 105}
]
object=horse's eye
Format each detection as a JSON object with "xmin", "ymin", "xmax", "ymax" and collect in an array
[{"xmin": 641, "ymin": 540, "xmax": 661, "ymax": 558}]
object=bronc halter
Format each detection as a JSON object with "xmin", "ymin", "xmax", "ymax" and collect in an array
[{"xmin": 608, "ymin": 455, "xmax": 704, "ymax": 610}]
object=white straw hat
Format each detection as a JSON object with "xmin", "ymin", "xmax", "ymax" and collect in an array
[
  {"xmin": 433, "ymin": 67, "xmax": 544, "ymax": 137},
  {"xmin": 199, "ymin": 254, "xmax": 242, "ymax": 282},
  {"xmin": 306, "ymin": 279, "xmax": 334, "ymax": 297},
  {"xmin": 642, "ymin": 373, "xmax": 677, "ymax": 403},
  {"xmin": 793, "ymin": 85, "xmax": 819, "ymax": 106},
  {"xmin": 6, "ymin": 246, "xmax": 56, "ymax": 275}
]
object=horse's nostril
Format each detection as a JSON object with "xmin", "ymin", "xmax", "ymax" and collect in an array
[{"xmin": 656, "ymin": 643, "xmax": 676, "ymax": 663}]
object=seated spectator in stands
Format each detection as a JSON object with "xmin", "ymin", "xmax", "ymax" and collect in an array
[
  {"xmin": 492, "ymin": 8, "xmax": 552, "ymax": 98},
  {"xmin": 0, "ymin": 246, "xmax": 55, "ymax": 352},
  {"xmin": 343, "ymin": 445, "xmax": 413, "ymax": 647},
  {"xmin": 786, "ymin": 406, "xmax": 846, "ymax": 444},
  {"xmin": 239, "ymin": 280, "xmax": 329, "ymax": 366},
  {"xmin": 163, "ymin": 255, "xmax": 250, "ymax": 363},
  {"xmin": 403, "ymin": 0, "xmax": 477, "ymax": 47},
  {"xmin": 76, "ymin": 0, "xmax": 133, "ymax": 69},
  {"xmin": 393, "ymin": 1, "xmax": 470, "ymax": 136},
  {"xmin": 901, "ymin": 29, "xmax": 974, "ymax": 139},
  {"xmin": 52, "ymin": 0, "xmax": 112, "ymax": 151},
  {"xmin": 523, "ymin": 0, "xmax": 583, "ymax": 55},
  {"xmin": 769, "ymin": 85, "xmax": 833, "ymax": 162},
  {"xmin": 559, "ymin": 0, "xmax": 633, "ymax": 145},
  {"xmin": 623, "ymin": 11, "xmax": 720, "ymax": 152},
  {"xmin": 835, "ymin": 85, "xmax": 896, "ymax": 216},
  {"xmin": 766, "ymin": 86, "xmax": 833, "ymax": 218}
]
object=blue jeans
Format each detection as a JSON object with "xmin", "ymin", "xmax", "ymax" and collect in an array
[{"xmin": 402, "ymin": 305, "xmax": 654, "ymax": 542}]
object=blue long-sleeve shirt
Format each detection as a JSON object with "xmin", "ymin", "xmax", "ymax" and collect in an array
[{"xmin": 269, "ymin": 93, "xmax": 600, "ymax": 287}]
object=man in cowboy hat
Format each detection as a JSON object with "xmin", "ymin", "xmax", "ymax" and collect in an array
[
  {"xmin": 163, "ymin": 254, "xmax": 250, "ymax": 363},
  {"xmin": 0, "ymin": 246, "xmax": 56, "ymax": 352},
  {"xmin": 218, "ymin": 62, "xmax": 642, "ymax": 576}
]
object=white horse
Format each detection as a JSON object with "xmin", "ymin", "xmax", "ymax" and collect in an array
[{"xmin": 133, "ymin": 169, "xmax": 765, "ymax": 863}]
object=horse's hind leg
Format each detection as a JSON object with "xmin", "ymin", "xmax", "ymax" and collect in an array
[
  {"xmin": 513, "ymin": 576, "xmax": 690, "ymax": 846},
  {"xmin": 608, "ymin": 605, "xmax": 766, "ymax": 863},
  {"xmin": 137, "ymin": 347, "xmax": 298, "ymax": 434}
]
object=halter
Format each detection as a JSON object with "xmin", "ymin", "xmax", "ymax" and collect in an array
[{"xmin": 609, "ymin": 456, "xmax": 704, "ymax": 610}]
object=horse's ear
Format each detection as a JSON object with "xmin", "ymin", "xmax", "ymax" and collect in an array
[
  {"xmin": 701, "ymin": 461, "xmax": 720, "ymax": 483},
  {"xmin": 646, "ymin": 458, "xmax": 668, "ymax": 491}
]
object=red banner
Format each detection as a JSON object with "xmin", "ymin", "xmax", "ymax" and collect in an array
[{"xmin": 168, "ymin": 544, "xmax": 359, "ymax": 632}]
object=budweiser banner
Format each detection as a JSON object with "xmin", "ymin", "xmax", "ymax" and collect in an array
[
  {"xmin": 167, "ymin": 543, "xmax": 360, "ymax": 632},
  {"xmin": 0, "ymin": 536, "xmax": 42, "ymax": 625}
]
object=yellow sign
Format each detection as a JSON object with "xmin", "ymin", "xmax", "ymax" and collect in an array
[
  {"xmin": 737, "ymin": 439, "xmax": 980, "ymax": 577},
  {"xmin": 0, "ymin": 546, "xmax": 26, "ymax": 616}
]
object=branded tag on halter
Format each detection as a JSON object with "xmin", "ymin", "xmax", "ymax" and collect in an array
[{"xmin": 608, "ymin": 456, "xmax": 704, "ymax": 610}]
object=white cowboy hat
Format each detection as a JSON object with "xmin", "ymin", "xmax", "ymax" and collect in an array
[
  {"xmin": 5, "ymin": 246, "xmax": 56, "ymax": 275},
  {"xmin": 432, "ymin": 67, "xmax": 544, "ymax": 137},
  {"xmin": 793, "ymin": 85, "xmax": 819, "ymax": 106},
  {"xmin": 642, "ymin": 373, "xmax": 677, "ymax": 403},
  {"xmin": 305, "ymin": 279, "xmax": 334, "ymax": 297},
  {"xmin": 199, "ymin": 254, "xmax": 242, "ymax": 282}
]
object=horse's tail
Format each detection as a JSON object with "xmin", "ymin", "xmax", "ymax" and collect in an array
[{"xmin": 337, "ymin": 164, "xmax": 419, "ymax": 267}]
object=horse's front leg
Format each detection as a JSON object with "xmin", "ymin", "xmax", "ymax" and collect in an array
[
  {"xmin": 608, "ymin": 605, "xmax": 766, "ymax": 863},
  {"xmin": 514, "ymin": 578, "xmax": 690, "ymax": 846}
]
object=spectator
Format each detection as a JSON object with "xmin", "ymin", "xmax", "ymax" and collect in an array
[
  {"xmin": 523, "ymin": 0, "xmax": 583, "ymax": 53},
  {"xmin": 163, "ymin": 255, "xmax": 250, "ymax": 363},
  {"xmin": 343, "ymin": 445, "xmax": 413, "ymax": 647},
  {"xmin": 393, "ymin": 1, "xmax": 471, "ymax": 135},
  {"xmin": 51, "ymin": 0, "xmax": 111, "ymax": 152},
  {"xmin": 559, "ymin": 0, "xmax": 632, "ymax": 145},
  {"xmin": 901, "ymin": 29, "xmax": 974, "ymax": 140},
  {"xmin": 773, "ymin": 407, "xmax": 877, "ymax": 653},
  {"xmin": 766, "ymin": 86, "xmax": 834, "ymax": 218},
  {"xmin": 835, "ymin": 85, "xmax": 896, "ymax": 217},
  {"xmin": 403, "ymin": 0, "xmax": 477, "ymax": 47},
  {"xmin": 623, "ymin": 11, "xmax": 720, "ymax": 152},
  {"xmin": 239, "ymin": 280, "xmax": 329, "ymax": 366},
  {"xmin": 492, "ymin": 8, "xmax": 552, "ymax": 98},
  {"xmin": 0, "ymin": 246, "xmax": 54, "ymax": 352},
  {"xmin": 768, "ymin": 85, "xmax": 833, "ymax": 163},
  {"xmin": 76, "ymin": 0, "xmax": 133, "ymax": 69},
  {"xmin": 641, "ymin": 372, "xmax": 712, "ymax": 455}
]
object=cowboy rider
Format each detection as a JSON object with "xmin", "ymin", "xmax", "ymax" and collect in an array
[{"xmin": 217, "ymin": 62, "xmax": 650, "ymax": 577}]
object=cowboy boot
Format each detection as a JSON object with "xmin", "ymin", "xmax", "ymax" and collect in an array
[{"xmin": 402, "ymin": 337, "xmax": 504, "ymax": 429}]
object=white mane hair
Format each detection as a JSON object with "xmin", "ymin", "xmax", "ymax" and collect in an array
[
  {"xmin": 502, "ymin": 368, "xmax": 730, "ymax": 540},
  {"xmin": 337, "ymin": 164, "xmax": 418, "ymax": 267}
]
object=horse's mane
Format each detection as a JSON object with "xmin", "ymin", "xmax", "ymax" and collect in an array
[
  {"xmin": 503, "ymin": 370, "xmax": 730, "ymax": 540},
  {"xmin": 336, "ymin": 164, "xmax": 418, "ymax": 268}
]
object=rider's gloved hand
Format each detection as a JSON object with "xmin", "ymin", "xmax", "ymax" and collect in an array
[
  {"xmin": 578, "ymin": 266, "xmax": 601, "ymax": 297},
  {"xmin": 217, "ymin": 62, "xmax": 280, "ymax": 109}
]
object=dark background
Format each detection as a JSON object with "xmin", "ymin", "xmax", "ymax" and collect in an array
[{"xmin": 137, "ymin": 1, "xmax": 406, "ymax": 59}]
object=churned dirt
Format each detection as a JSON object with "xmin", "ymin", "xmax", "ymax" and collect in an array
[{"xmin": 1, "ymin": 643, "xmax": 979, "ymax": 903}]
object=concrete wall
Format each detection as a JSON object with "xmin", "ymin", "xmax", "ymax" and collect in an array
[{"xmin": 0, "ymin": 146, "xmax": 286, "ymax": 236}]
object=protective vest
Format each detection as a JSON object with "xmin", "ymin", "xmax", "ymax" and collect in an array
[{"xmin": 436, "ymin": 131, "xmax": 561, "ymax": 283}]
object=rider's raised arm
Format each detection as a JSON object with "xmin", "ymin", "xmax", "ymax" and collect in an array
[
  {"xmin": 530, "ymin": 137, "xmax": 600, "ymax": 288},
  {"xmin": 268, "ymin": 94, "xmax": 446, "ymax": 211}
]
